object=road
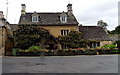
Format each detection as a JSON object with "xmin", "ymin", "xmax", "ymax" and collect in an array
[{"xmin": 1, "ymin": 55, "xmax": 119, "ymax": 73}]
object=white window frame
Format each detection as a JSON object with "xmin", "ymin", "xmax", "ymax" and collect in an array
[
  {"xmin": 61, "ymin": 30, "xmax": 69, "ymax": 35},
  {"xmin": 60, "ymin": 16, "xmax": 67, "ymax": 23},
  {"xmin": 32, "ymin": 16, "xmax": 38, "ymax": 22}
]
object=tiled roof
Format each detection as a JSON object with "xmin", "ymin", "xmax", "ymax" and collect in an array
[
  {"xmin": 79, "ymin": 26, "xmax": 111, "ymax": 41},
  {"xmin": 19, "ymin": 12, "xmax": 79, "ymax": 25}
]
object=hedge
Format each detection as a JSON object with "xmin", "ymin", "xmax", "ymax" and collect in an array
[{"xmin": 15, "ymin": 48, "xmax": 120, "ymax": 56}]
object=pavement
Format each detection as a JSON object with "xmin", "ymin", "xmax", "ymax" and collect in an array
[{"xmin": 1, "ymin": 55, "xmax": 118, "ymax": 74}]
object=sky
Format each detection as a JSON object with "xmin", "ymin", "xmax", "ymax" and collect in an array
[{"xmin": 0, "ymin": 0, "xmax": 119, "ymax": 30}]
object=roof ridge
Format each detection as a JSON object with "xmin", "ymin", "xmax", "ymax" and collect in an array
[
  {"xmin": 79, "ymin": 26, "xmax": 100, "ymax": 27},
  {"xmin": 26, "ymin": 12, "xmax": 67, "ymax": 14}
]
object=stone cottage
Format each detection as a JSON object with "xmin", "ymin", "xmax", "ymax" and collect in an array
[
  {"xmin": 0, "ymin": 11, "xmax": 13, "ymax": 55},
  {"xmin": 18, "ymin": 4, "xmax": 79, "ymax": 49},
  {"xmin": 79, "ymin": 26, "xmax": 112, "ymax": 48},
  {"xmin": 17, "ymin": 4, "xmax": 111, "ymax": 49}
]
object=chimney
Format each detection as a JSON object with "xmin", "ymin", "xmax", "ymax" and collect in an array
[
  {"xmin": 21, "ymin": 4, "xmax": 26, "ymax": 15},
  {"xmin": 67, "ymin": 3, "xmax": 73, "ymax": 14},
  {"xmin": 0, "ymin": 11, "xmax": 4, "ymax": 19}
]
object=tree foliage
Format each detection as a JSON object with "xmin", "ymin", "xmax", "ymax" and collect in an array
[
  {"xmin": 97, "ymin": 20, "xmax": 108, "ymax": 28},
  {"xmin": 14, "ymin": 25, "xmax": 52, "ymax": 49},
  {"xmin": 115, "ymin": 25, "xmax": 120, "ymax": 34},
  {"xmin": 58, "ymin": 31, "xmax": 87, "ymax": 49},
  {"xmin": 109, "ymin": 25, "xmax": 120, "ymax": 34}
]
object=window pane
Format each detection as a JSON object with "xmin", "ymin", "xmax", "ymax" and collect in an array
[
  {"xmin": 64, "ymin": 30, "xmax": 66, "ymax": 35},
  {"xmin": 60, "ymin": 16, "xmax": 67, "ymax": 23},
  {"xmin": 61, "ymin": 30, "xmax": 63, "ymax": 35},
  {"xmin": 67, "ymin": 30, "xmax": 69, "ymax": 35},
  {"xmin": 32, "ymin": 16, "xmax": 38, "ymax": 22},
  {"xmin": 61, "ymin": 44, "xmax": 68, "ymax": 49},
  {"xmin": 97, "ymin": 42, "xmax": 100, "ymax": 47},
  {"xmin": 93, "ymin": 43, "xmax": 96, "ymax": 48},
  {"xmin": 61, "ymin": 30, "xmax": 69, "ymax": 35}
]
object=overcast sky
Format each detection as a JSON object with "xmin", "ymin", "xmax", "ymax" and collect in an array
[{"xmin": 0, "ymin": 0, "xmax": 119, "ymax": 30}]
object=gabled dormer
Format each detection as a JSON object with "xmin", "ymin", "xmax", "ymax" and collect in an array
[
  {"xmin": 32, "ymin": 11, "xmax": 39, "ymax": 22},
  {"xmin": 60, "ymin": 11, "xmax": 67, "ymax": 23}
]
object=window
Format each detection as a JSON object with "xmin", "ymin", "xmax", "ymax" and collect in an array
[
  {"xmin": 32, "ymin": 16, "xmax": 38, "ymax": 22},
  {"xmin": 61, "ymin": 45, "xmax": 68, "ymax": 49},
  {"xmin": 60, "ymin": 12, "xmax": 67, "ymax": 23},
  {"xmin": 90, "ymin": 42, "xmax": 100, "ymax": 48},
  {"xmin": 97, "ymin": 42, "xmax": 100, "ymax": 47},
  {"xmin": 61, "ymin": 30, "xmax": 69, "ymax": 35},
  {"xmin": 60, "ymin": 16, "xmax": 67, "ymax": 23}
]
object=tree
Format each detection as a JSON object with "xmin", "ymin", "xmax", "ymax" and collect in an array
[
  {"xmin": 114, "ymin": 25, "xmax": 120, "ymax": 34},
  {"xmin": 97, "ymin": 20, "xmax": 108, "ymax": 28},
  {"xmin": 58, "ymin": 31, "xmax": 87, "ymax": 49},
  {"xmin": 14, "ymin": 25, "xmax": 52, "ymax": 49},
  {"xmin": 109, "ymin": 25, "xmax": 120, "ymax": 34}
]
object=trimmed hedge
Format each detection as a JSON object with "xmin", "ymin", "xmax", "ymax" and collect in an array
[{"xmin": 16, "ymin": 48, "xmax": 120, "ymax": 56}]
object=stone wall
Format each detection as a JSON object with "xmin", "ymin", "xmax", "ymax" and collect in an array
[
  {"xmin": 0, "ymin": 11, "xmax": 13, "ymax": 56},
  {"xmin": 0, "ymin": 28, "xmax": 2, "ymax": 49},
  {"xmin": 100, "ymin": 41, "xmax": 112, "ymax": 47},
  {"xmin": 0, "ymin": 27, "xmax": 6, "ymax": 55},
  {"xmin": 38, "ymin": 25, "xmax": 79, "ymax": 37}
]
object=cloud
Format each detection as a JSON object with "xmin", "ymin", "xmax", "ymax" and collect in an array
[
  {"xmin": 74, "ymin": 0, "xmax": 118, "ymax": 30},
  {"xmin": 0, "ymin": 0, "xmax": 118, "ymax": 30}
]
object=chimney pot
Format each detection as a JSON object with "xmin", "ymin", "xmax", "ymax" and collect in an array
[
  {"xmin": 67, "ymin": 3, "xmax": 73, "ymax": 14},
  {"xmin": 21, "ymin": 4, "xmax": 26, "ymax": 15}
]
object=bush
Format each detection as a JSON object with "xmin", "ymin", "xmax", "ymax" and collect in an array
[
  {"xmin": 28, "ymin": 45, "xmax": 42, "ymax": 51},
  {"xmin": 114, "ymin": 40, "xmax": 120, "ymax": 49},
  {"xmin": 110, "ymin": 48, "xmax": 120, "ymax": 54},
  {"xmin": 102, "ymin": 44, "xmax": 116, "ymax": 48}
]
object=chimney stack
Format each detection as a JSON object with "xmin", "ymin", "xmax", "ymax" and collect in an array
[
  {"xmin": 67, "ymin": 3, "xmax": 73, "ymax": 14},
  {"xmin": 0, "ymin": 11, "xmax": 4, "ymax": 19},
  {"xmin": 21, "ymin": 4, "xmax": 26, "ymax": 15}
]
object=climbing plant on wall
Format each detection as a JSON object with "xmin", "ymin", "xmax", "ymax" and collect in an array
[
  {"xmin": 14, "ymin": 25, "xmax": 52, "ymax": 49},
  {"xmin": 58, "ymin": 31, "xmax": 88, "ymax": 49}
]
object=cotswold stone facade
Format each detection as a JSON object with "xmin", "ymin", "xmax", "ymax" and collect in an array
[
  {"xmin": 0, "ymin": 11, "xmax": 6, "ymax": 55},
  {"xmin": 0, "ymin": 27, "xmax": 5, "ymax": 55},
  {"xmin": 0, "ymin": 11, "xmax": 13, "ymax": 55}
]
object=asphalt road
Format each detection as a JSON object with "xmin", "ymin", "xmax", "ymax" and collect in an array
[{"xmin": 1, "ymin": 55, "xmax": 119, "ymax": 73}]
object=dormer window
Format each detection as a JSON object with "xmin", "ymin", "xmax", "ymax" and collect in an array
[
  {"xmin": 32, "ymin": 16, "xmax": 38, "ymax": 22},
  {"xmin": 60, "ymin": 16, "xmax": 67, "ymax": 23},
  {"xmin": 32, "ymin": 11, "xmax": 39, "ymax": 22},
  {"xmin": 60, "ymin": 11, "xmax": 67, "ymax": 23}
]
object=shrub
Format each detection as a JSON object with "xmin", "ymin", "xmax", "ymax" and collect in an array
[
  {"xmin": 114, "ymin": 40, "xmax": 120, "ymax": 49},
  {"xmin": 102, "ymin": 44, "xmax": 116, "ymax": 48},
  {"xmin": 28, "ymin": 45, "xmax": 42, "ymax": 51},
  {"xmin": 110, "ymin": 48, "xmax": 120, "ymax": 54}
]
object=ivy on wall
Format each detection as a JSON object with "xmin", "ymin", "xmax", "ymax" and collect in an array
[{"xmin": 14, "ymin": 25, "xmax": 52, "ymax": 49}]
